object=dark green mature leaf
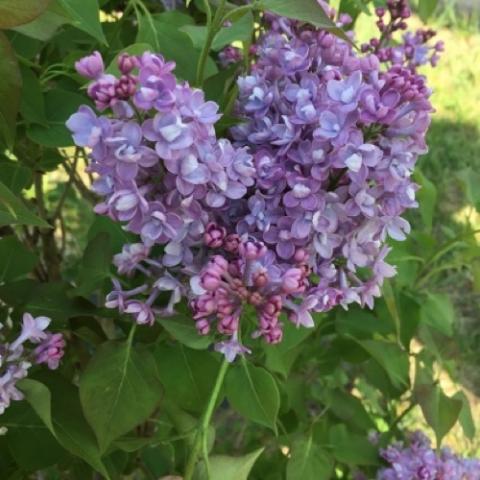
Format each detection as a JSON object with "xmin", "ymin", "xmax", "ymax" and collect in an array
[
  {"xmin": 265, "ymin": 319, "xmax": 313, "ymax": 377},
  {"xmin": 323, "ymin": 390, "xmax": 375, "ymax": 432},
  {"xmin": 158, "ymin": 314, "xmax": 212, "ymax": 350},
  {"xmin": 154, "ymin": 344, "xmax": 219, "ymax": 413},
  {"xmin": 454, "ymin": 391, "xmax": 476, "ymax": 441},
  {"xmin": 80, "ymin": 339, "xmax": 162, "ymax": 452},
  {"xmin": 44, "ymin": 375, "xmax": 111, "ymax": 478},
  {"xmin": 87, "ymin": 215, "xmax": 137, "ymax": 255},
  {"xmin": 136, "ymin": 16, "xmax": 217, "ymax": 83},
  {"xmin": 2, "ymin": 399, "xmax": 66, "ymax": 471},
  {"xmin": 206, "ymin": 448, "xmax": 264, "ymax": 480},
  {"xmin": 287, "ymin": 436, "xmax": 333, "ymax": 480},
  {"xmin": 27, "ymin": 89, "xmax": 87, "ymax": 147},
  {"xmin": 328, "ymin": 424, "xmax": 379, "ymax": 466},
  {"xmin": 58, "ymin": 0, "xmax": 106, "ymax": 44},
  {"xmin": 141, "ymin": 443, "xmax": 175, "ymax": 478},
  {"xmin": 0, "ymin": 0, "xmax": 51, "ymax": 28},
  {"xmin": 336, "ymin": 307, "xmax": 392, "ymax": 339},
  {"xmin": 75, "ymin": 232, "xmax": 112, "ymax": 296},
  {"xmin": 20, "ymin": 66, "xmax": 47, "ymax": 125},
  {"xmin": 22, "ymin": 281, "xmax": 96, "ymax": 325},
  {"xmin": 0, "ymin": 180, "xmax": 50, "ymax": 227},
  {"xmin": 226, "ymin": 360, "xmax": 280, "ymax": 432},
  {"xmin": 0, "ymin": 160, "xmax": 32, "ymax": 193},
  {"xmin": 415, "ymin": 382, "xmax": 462, "ymax": 447},
  {"xmin": 0, "ymin": 32, "xmax": 22, "ymax": 148},
  {"xmin": 356, "ymin": 339, "xmax": 410, "ymax": 390},
  {"xmin": 260, "ymin": 0, "xmax": 350, "ymax": 42},
  {"xmin": 0, "ymin": 236, "xmax": 37, "ymax": 282},
  {"xmin": 420, "ymin": 293, "xmax": 454, "ymax": 336}
]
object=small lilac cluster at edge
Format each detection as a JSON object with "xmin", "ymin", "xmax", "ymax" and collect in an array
[
  {"xmin": 0, "ymin": 314, "xmax": 65, "ymax": 415},
  {"xmin": 362, "ymin": 431, "xmax": 480, "ymax": 480}
]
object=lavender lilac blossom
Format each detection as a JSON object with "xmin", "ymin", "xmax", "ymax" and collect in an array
[
  {"xmin": 0, "ymin": 314, "xmax": 65, "ymax": 415},
  {"xmin": 66, "ymin": 1, "xmax": 440, "ymax": 362},
  {"xmin": 376, "ymin": 431, "xmax": 480, "ymax": 480}
]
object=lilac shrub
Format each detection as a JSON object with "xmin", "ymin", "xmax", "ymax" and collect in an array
[
  {"xmin": 66, "ymin": 0, "xmax": 441, "ymax": 361},
  {"xmin": 0, "ymin": 314, "xmax": 65, "ymax": 414}
]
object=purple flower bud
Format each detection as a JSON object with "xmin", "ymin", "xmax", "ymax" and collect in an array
[
  {"xmin": 75, "ymin": 51, "xmax": 104, "ymax": 79},
  {"xmin": 34, "ymin": 333, "xmax": 65, "ymax": 370},
  {"xmin": 204, "ymin": 223, "xmax": 227, "ymax": 248}
]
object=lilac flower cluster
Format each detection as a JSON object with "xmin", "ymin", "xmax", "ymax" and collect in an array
[
  {"xmin": 361, "ymin": 1, "xmax": 444, "ymax": 69},
  {"xmin": 66, "ymin": 1, "xmax": 439, "ymax": 361},
  {"xmin": 377, "ymin": 431, "xmax": 480, "ymax": 480},
  {"xmin": 0, "ymin": 314, "xmax": 65, "ymax": 415}
]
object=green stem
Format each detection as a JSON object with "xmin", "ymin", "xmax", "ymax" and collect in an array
[
  {"xmin": 195, "ymin": 0, "xmax": 227, "ymax": 86},
  {"xmin": 183, "ymin": 358, "xmax": 229, "ymax": 480}
]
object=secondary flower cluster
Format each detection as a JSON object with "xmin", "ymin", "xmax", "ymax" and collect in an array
[
  {"xmin": 0, "ymin": 314, "xmax": 65, "ymax": 415},
  {"xmin": 375, "ymin": 431, "xmax": 480, "ymax": 480},
  {"xmin": 361, "ymin": 0, "xmax": 444, "ymax": 69},
  {"xmin": 67, "ymin": 1, "xmax": 439, "ymax": 360}
]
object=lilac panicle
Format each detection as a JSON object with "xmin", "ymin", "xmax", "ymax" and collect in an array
[{"xmin": 67, "ymin": 0, "xmax": 440, "ymax": 361}]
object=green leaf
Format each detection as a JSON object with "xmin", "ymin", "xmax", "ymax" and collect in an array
[
  {"xmin": 58, "ymin": 0, "xmax": 106, "ymax": 44},
  {"xmin": 0, "ymin": 0, "xmax": 51, "ymax": 29},
  {"xmin": 322, "ymin": 389, "xmax": 375, "ymax": 432},
  {"xmin": 338, "ymin": 0, "xmax": 370, "ymax": 25},
  {"xmin": 75, "ymin": 232, "xmax": 112, "ymax": 296},
  {"xmin": 328, "ymin": 424, "xmax": 379, "ymax": 466},
  {"xmin": 0, "ymin": 160, "xmax": 33, "ymax": 193},
  {"xmin": 206, "ymin": 448, "xmax": 264, "ymax": 480},
  {"xmin": 418, "ymin": 0, "xmax": 439, "ymax": 22},
  {"xmin": 454, "ymin": 391, "xmax": 476, "ymax": 441},
  {"xmin": 141, "ymin": 443, "xmax": 175, "ymax": 478},
  {"xmin": 154, "ymin": 344, "xmax": 220, "ymax": 413},
  {"xmin": 414, "ymin": 169, "xmax": 437, "ymax": 232},
  {"xmin": 415, "ymin": 382, "xmax": 462, "ymax": 447},
  {"xmin": 0, "ymin": 180, "xmax": 50, "ymax": 228},
  {"xmin": 80, "ymin": 338, "xmax": 162, "ymax": 452},
  {"xmin": 158, "ymin": 314, "xmax": 212, "ymax": 350},
  {"xmin": 87, "ymin": 215, "xmax": 137, "ymax": 254},
  {"xmin": 265, "ymin": 318, "xmax": 313, "ymax": 377},
  {"xmin": 2, "ymin": 399, "xmax": 66, "ymax": 471},
  {"xmin": 27, "ymin": 89, "xmax": 87, "ymax": 147},
  {"xmin": 21, "ymin": 281, "xmax": 96, "ymax": 325},
  {"xmin": 457, "ymin": 167, "xmax": 480, "ymax": 212},
  {"xmin": 260, "ymin": 0, "xmax": 350, "ymax": 42},
  {"xmin": 136, "ymin": 16, "xmax": 217, "ymax": 83},
  {"xmin": 20, "ymin": 66, "xmax": 47, "ymax": 125},
  {"xmin": 0, "ymin": 236, "xmax": 37, "ymax": 282},
  {"xmin": 13, "ymin": 1, "xmax": 70, "ymax": 41},
  {"xmin": 21, "ymin": 375, "xmax": 110, "ymax": 478},
  {"xmin": 0, "ymin": 32, "xmax": 22, "ymax": 148},
  {"xmin": 420, "ymin": 293, "xmax": 454, "ymax": 336},
  {"xmin": 356, "ymin": 339, "xmax": 410, "ymax": 390},
  {"xmin": 287, "ymin": 436, "xmax": 333, "ymax": 480},
  {"xmin": 226, "ymin": 360, "xmax": 280, "ymax": 432},
  {"xmin": 336, "ymin": 307, "xmax": 392, "ymax": 339}
]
